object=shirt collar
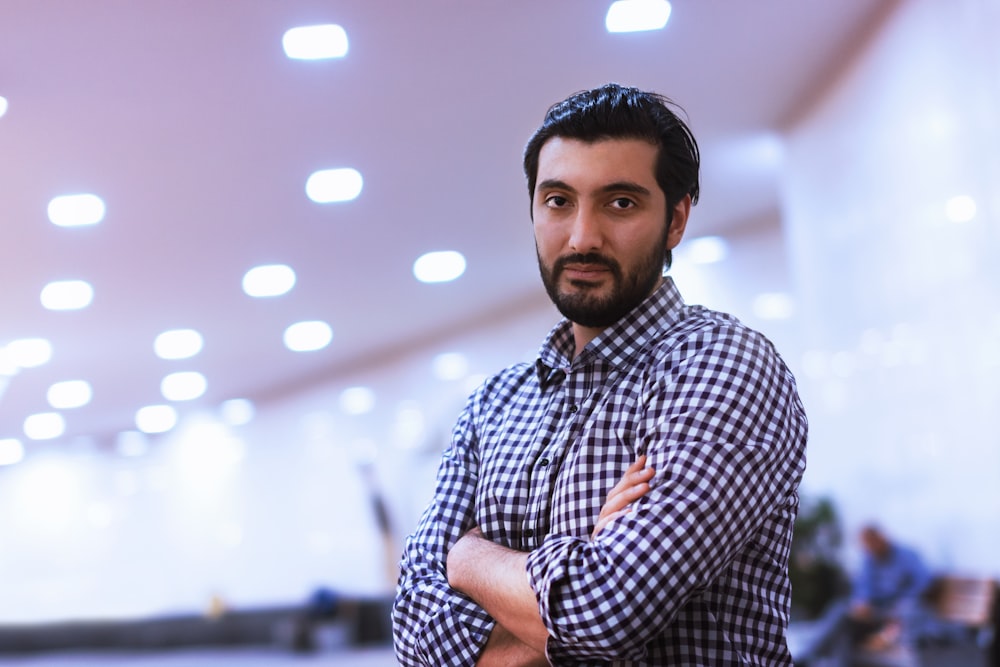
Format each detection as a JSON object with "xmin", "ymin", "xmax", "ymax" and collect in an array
[{"xmin": 535, "ymin": 278, "xmax": 686, "ymax": 384}]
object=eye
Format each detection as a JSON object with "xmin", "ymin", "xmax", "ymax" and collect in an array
[
  {"xmin": 609, "ymin": 197, "xmax": 636, "ymax": 210},
  {"xmin": 544, "ymin": 195, "xmax": 570, "ymax": 208}
]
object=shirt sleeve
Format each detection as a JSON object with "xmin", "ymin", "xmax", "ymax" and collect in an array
[
  {"xmin": 890, "ymin": 547, "xmax": 932, "ymax": 613},
  {"xmin": 392, "ymin": 392, "xmax": 496, "ymax": 666},
  {"xmin": 900, "ymin": 548, "xmax": 931, "ymax": 597},
  {"xmin": 852, "ymin": 546, "xmax": 931, "ymax": 612},
  {"xmin": 526, "ymin": 325, "xmax": 808, "ymax": 663}
]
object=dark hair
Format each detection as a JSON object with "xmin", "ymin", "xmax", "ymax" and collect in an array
[{"xmin": 523, "ymin": 83, "xmax": 700, "ymax": 268}]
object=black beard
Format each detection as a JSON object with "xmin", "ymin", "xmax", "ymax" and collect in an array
[{"xmin": 537, "ymin": 242, "xmax": 666, "ymax": 328}]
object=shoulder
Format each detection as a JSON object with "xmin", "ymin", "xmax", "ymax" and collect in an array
[
  {"xmin": 460, "ymin": 361, "xmax": 536, "ymax": 419},
  {"xmin": 478, "ymin": 361, "xmax": 535, "ymax": 397},
  {"xmin": 648, "ymin": 304, "xmax": 788, "ymax": 376},
  {"xmin": 640, "ymin": 305, "xmax": 807, "ymax": 440}
]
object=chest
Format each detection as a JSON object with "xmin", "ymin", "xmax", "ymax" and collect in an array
[{"xmin": 473, "ymin": 365, "xmax": 651, "ymax": 550}]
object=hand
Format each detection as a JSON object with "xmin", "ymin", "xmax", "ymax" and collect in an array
[
  {"xmin": 849, "ymin": 602, "xmax": 873, "ymax": 621},
  {"xmin": 591, "ymin": 455, "xmax": 655, "ymax": 539},
  {"xmin": 862, "ymin": 620, "xmax": 901, "ymax": 652}
]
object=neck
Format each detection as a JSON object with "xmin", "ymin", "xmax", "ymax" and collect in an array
[{"xmin": 569, "ymin": 277, "xmax": 666, "ymax": 359}]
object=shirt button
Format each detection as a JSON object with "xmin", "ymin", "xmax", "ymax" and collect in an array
[
  {"xmin": 524, "ymin": 528, "xmax": 534, "ymax": 538},
  {"xmin": 569, "ymin": 404, "xmax": 579, "ymax": 413}
]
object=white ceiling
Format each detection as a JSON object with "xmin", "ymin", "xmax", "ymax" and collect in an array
[{"xmin": 0, "ymin": 1, "xmax": 895, "ymax": 444}]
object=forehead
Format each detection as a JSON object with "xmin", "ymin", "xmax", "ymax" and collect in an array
[{"xmin": 535, "ymin": 136, "xmax": 659, "ymax": 189}]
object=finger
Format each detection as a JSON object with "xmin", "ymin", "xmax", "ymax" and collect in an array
[
  {"xmin": 606, "ymin": 464, "xmax": 655, "ymax": 505},
  {"xmin": 625, "ymin": 454, "xmax": 647, "ymax": 477},
  {"xmin": 601, "ymin": 479, "xmax": 653, "ymax": 522},
  {"xmin": 591, "ymin": 508, "xmax": 631, "ymax": 539},
  {"xmin": 607, "ymin": 456, "xmax": 650, "ymax": 496},
  {"xmin": 596, "ymin": 458, "xmax": 655, "ymax": 531},
  {"xmin": 606, "ymin": 468, "xmax": 654, "ymax": 502}
]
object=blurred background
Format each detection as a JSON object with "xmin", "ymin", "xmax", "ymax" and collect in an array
[{"xmin": 1, "ymin": 0, "xmax": 997, "ymax": 665}]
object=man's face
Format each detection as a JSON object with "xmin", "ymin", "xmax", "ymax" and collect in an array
[
  {"xmin": 532, "ymin": 137, "xmax": 687, "ymax": 328},
  {"xmin": 861, "ymin": 531, "xmax": 891, "ymax": 560}
]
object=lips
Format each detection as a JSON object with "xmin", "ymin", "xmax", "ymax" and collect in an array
[
  {"xmin": 562, "ymin": 264, "xmax": 611, "ymax": 281},
  {"xmin": 555, "ymin": 254, "xmax": 618, "ymax": 283}
]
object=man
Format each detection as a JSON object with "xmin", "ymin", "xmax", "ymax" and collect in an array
[
  {"xmin": 393, "ymin": 83, "xmax": 808, "ymax": 666},
  {"xmin": 848, "ymin": 525, "xmax": 931, "ymax": 655}
]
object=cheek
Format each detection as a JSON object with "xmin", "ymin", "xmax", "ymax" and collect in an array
[
  {"xmin": 621, "ymin": 226, "xmax": 664, "ymax": 253},
  {"xmin": 532, "ymin": 220, "xmax": 562, "ymax": 254}
]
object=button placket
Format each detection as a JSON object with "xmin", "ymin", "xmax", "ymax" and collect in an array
[
  {"xmin": 522, "ymin": 404, "xmax": 566, "ymax": 549},
  {"xmin": 521, "ymin": 364, "xmax": 590, "ymax": 549}
]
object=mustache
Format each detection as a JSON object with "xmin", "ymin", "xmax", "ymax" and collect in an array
[{"xmin": 554, "ymin": 253, "xmax": 621, "ymax": 274}]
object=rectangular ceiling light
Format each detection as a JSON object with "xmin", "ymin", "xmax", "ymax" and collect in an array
[{"xmin": 283, "ymin": 24, "xmax": 349, "ymax": 60}]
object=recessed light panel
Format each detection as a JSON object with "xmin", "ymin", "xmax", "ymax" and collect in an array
[
  {"xmin": 161, "ymin": 371, "xmax": 208, "ymax": 401},
  {"xmin": 242, "ymin": 264, "xmax": 296, "ymax": 297},
  {"xmin": 684, "ymin": 236, "xmax": 729, "ymax": 264},
  {"xmin": 135, "ymin": 405, "xmax": 178, "ymax": 434},
  {"xmin": 40, "ymin": 280, "xmax": 94, "ymax": 310},
  {"xmin": 945, "ymin": 195, "xmax": 976, "ymax": 223},
  {"xmin": 282, "ymin": 24, "xmax": 349, "ymax": 60},
  {"xmin": 5, "ymin": 338, "xmax": 53, "ymax": 368},
  {"xmin": 47, "ymin": 380, "xmax": 93, "ymax": 409},
  {"xmin": 413, "ymin": 251, "xmax": 467, "ymax": 283},
  {"xmin": 433, "ymin": 352, "xmax": 469, "ymax": 380},
  {"xmin": 116, "ymin": 431, "xmax": 150, "ymax": 457},
  {"xmin": 605, "ymin": 0, "xmax": 672, "ymax": 33},
  {"xmin": 0, "ymin": 438, "xmax": 24, "ymax": 466},
  {"xmin": 24, "ymin": 412, "xmax": 66, "ymax": 440},
  {"xmin": 154, "ymin": 329, "xmax": 204, "ymax": 359},
  {"xmin": 753, "ymin": 292, "xmax": 795, "ymax": 320},
  {"xmin": 306, "ymin": 168, "xmax": 363, "ymax": 203},
  {"xmin": 339, "ymin": 386, "xmax": 375, "ymax": 415},
  {"xmin": 0, "ymin": 350, "xmax": 15, "ymax": 376},
  {"xmin": 219, "ymin": 398, "xmax": 255, "ymax": 426},
  {"xmin": 0, "ymin": 96, "xmax": 8, "ymax": 118},
  {"xmin": 284, "ymin": 320, "xmax": 333, "ymax": 352},
  {"xmin": 48, "ymin": 194, "xmax": 106, "ymax": 227}
]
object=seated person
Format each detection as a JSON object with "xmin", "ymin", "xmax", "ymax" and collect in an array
[{"xmin": 848, "ymin": 524, "xmax": 932, "ymax": 653}]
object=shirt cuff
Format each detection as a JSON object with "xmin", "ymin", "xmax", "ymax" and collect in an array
[
  {"xmin": 416, "ymin": 596, "xmax": 495, "ymax": 666},
  {"xmin": 525, "ymin": 534, "xmax": 586, "ymax": 662}
]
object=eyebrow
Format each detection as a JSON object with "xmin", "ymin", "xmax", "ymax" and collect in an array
[
  {"xmin": 537, "ymin": 178, "xmax": 575, "ymax": 193},
  {"xmin": 536, "ymin": 178, "xmax": 652, "ymax": 197},
  {"xmin": 600, "ymin": 181, "xmax": 652, "ymax": 196}
]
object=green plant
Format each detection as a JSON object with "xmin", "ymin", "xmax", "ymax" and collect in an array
[{"xmin": 789, "ymin": 495, "xmax": 849, "ymax": 620}]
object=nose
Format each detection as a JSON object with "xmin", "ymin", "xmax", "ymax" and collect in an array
[{"xmin": 567, "ymin": 206, "xmax": 603, "ymax": 253}]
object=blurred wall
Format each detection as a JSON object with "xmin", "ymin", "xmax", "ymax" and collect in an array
[
  {"xmin": 0, "ymin": 296, "xmax": 559, "ymax": 624},
  {"xmin": 783, "ymin": 0, "xmax": 1000, "ymax": 575}
]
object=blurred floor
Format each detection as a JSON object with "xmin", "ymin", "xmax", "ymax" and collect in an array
[
  {"xmin": 0, "ymin": 646, "xmax": 399, "ymax": 666},
  {"xmin": 0, "ymin": 644, "xmax": 990, "ymax": 666},
  {"xmin": 920, "ymin": 642, "xmax": 990, "ymax": 667}
]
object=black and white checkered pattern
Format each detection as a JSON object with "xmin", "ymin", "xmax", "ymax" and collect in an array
[{"xmin": 393, "ymin": 278, "xmax": 808, "ymax": 666}]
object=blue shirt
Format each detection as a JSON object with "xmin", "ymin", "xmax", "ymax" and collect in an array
[
  {"xmin": 393, "ymin": 279, "xmax": 809, "ymax": 665},
  {"xmin": 852, "ymin": 543, "xmax": 931, "ymax": 613}
]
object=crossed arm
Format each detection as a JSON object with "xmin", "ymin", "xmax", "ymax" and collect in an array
[
  {"xmin": 396, "ymin": 332, "xmax": 807, "ymax": 667},
  {"xmin": 446, "ymin": 457, "xmax": 655, "ymax": 665}
]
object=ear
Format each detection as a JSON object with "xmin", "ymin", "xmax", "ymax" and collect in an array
[{"xmin": 666, "ymin": 194, "xmax": 692, "ymax": 250}]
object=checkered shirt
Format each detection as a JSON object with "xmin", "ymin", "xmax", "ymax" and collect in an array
[{"xmin": 393, "ymin": 278, "xmax": 808, "ymax": 666}]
